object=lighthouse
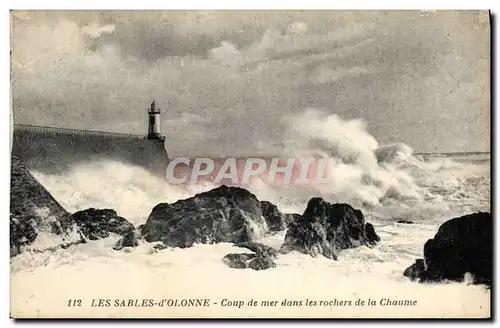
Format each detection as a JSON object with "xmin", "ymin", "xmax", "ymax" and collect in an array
[{"xmin": 147, "ymin": 101, "xmax": 165, "ymax": 141}]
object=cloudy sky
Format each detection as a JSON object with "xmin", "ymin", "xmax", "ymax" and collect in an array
[{"xmin": 11, "ymin": 10, "xmax": 490, "ymax": 155}]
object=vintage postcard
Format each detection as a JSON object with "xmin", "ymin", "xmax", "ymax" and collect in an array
[{"xmin": 9, "ymin": 10, "xmax": 491, "ymax": 319}]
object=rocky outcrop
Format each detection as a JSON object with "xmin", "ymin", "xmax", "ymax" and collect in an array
[
  {"xmin": 404, "ymin": 212, "xmax": 492, "ymax": 285},
  {"xmin": 222, "ymin": 242, "xmax": 278, "ymax": 270},
  {"xmin": 279, "ymin": 198, "xmax": 380, "ymax": 260},
  {"xmin": 141, "ymin": 185, "xmax": 301, "ymax": 248},
  {"xmin": 70, "ymin": 208, "xmax": 138, "ymax": 251},
  {"xmin": 153, "ymin": 243, "xmax": 168, "ymax": 250},
  {"xmin": 70, "ymin": 208, "xmax": 135, "ymax": 241},
  {"xmin": 404, "ymin": 259, "xmax": 425, "ymax": 281},
  {"xmin": 260, "ymin": 201, "xmax": 286, "ymax": 231},
  {"xmin": 248, "ymin": 256, "xmax": 277, "ymax": 270},
  {"xmin": 141, "ymin": 186, "xmax": 269, "ymax": 248},
  {"xmin": 223, "ymin": 253, "xmax": 258, "ymax": 269},
  {"xmin": 365, "ymin": 223, "xmax": 380, "ymax": 245},
  {"xmin": 236, "ymin": 241, "xmax": 279, "ymax": 259},
  {"xmin": 113, "ymin": 230, "xmax": 140, "ymax": 251},
  {"xmin": 260, "ymin": 200, "xmax": 298, "ymax": 231},
  {"xmin": 10, "ymin": 155, "xmax": 82, "ymax": 257}
]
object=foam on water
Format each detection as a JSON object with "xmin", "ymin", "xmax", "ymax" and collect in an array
[
  {"xmin": 11, "ymin": 111, "xmax": 491, "ymax": 318},
  {"xmin": 10, "ymin": 220, "xmax": 490, "ymax": 318}
]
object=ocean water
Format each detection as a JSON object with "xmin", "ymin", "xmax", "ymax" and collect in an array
[{"xmin": 9, "ymin": 114, "xmax": 491, "ymax": 318}]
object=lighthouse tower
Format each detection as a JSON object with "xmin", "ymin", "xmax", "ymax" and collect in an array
[{"xmin": 147, "ymin": 101, "xmax": 165, "ymax": 141}]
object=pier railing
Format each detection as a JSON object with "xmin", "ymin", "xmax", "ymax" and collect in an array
[{"xmin": 13, "ymin": 124, "xmax": 144, "ymax": 139}]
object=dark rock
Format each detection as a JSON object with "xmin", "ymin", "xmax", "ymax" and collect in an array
[
  {"xmin": 70, "ymin": 208, "xmax": 134, "ymax": 241},
  {"xmin": 424, "ymin": 212, "xmax": 491, "ymax": 284},
  {"xmin": 403, "ymin": 259, "xmax": 426, "ymax": 281},
  {"xmin": 260, "ymin": 201, "xmax": 287, "ymax": 231},
  {"xmin": 141, "ymin": 185, "xmax": 267, "ymax": 248},
  {"xmin": 248, "ymin": 256, "xmax": 277, "ymax": 270},
  {"xmin": 113, "ymin": 230, "xmax": 140, "ymax": 251},
  {"xmin": 223, "ymin": 242, "xmax": 278, "ymax": 270},
  {"xmin": 10, "ymin": 154, "xmax": 82, "ymax": 257},
  {"xmin": 153, "ymin": 243, "xmax": 168, "ymax": 250},
  {"xmin": 365, "ymin": 223, "xmax": 380, "ymax": 245},
  {"xmin": 10, "ymin": 214, "xmax": 38, "ymax": 257},
  {"xmin": 285, "ymin": 213, "xmax": 302, "ymax": 225},
  {"xmin": 403, "ymin": 212, "xmax": 492, "ymax": 286},
  {"xmin": 222, "ymin": 253, "xmax": 257, "ymax": 269},
  {"xmin": 397, "ymin": 220, "xmax": 414, "ymax": 224},
  {"xmin": 418, "ymin": 269, "xmax": 445, "ymax": 282},
  {"xmin": 279, "ymin": 198, "xmax": 379, "ymax": 260},
  {"xmin": 234, "ymin": 241, "xmax": 279, "ymax": 259}
]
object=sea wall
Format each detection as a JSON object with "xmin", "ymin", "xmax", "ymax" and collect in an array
[{"xmin": 12, "ymin": 125, "xmax": 169, "ymax": 177}]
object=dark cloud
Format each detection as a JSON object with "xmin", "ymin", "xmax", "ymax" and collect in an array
[{"xmin": 11, "ymin": 10, "xmax": 490, "ymax": 154}]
